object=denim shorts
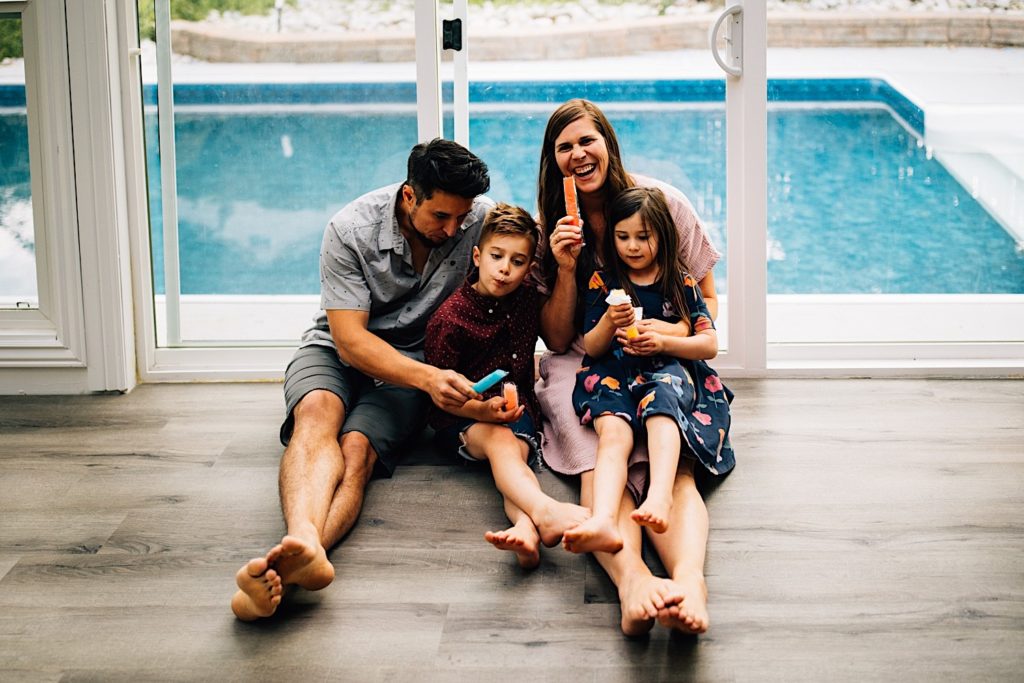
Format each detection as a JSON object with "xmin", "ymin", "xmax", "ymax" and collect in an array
[{"xmin": 434, "ymin": 412, "xmax": 542, "ymax": 469}]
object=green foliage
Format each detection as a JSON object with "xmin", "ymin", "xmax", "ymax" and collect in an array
[
  {"xmin": 136, "ymin": 0, "xmax": 291, "ymax": 42},
  {"xmin": 0, "ymin": 16, "xmax": 24, "ymax": 61}
]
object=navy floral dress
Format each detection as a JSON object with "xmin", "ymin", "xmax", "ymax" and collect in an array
[{"xmin": 571, "ymin": 270, "xmax": 735, "ymax": 476}]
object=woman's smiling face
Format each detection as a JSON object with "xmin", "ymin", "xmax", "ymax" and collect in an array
[{"xmin": 553, "ymin": 116, "xmax": 609, "ymax": 196}]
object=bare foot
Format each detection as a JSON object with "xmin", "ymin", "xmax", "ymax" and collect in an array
[
  {"xmin": 231, "ymin": 556, "xmax": 283, "ymax": 621},
  {"xmin": 484, "ymin": 520, "xmax": 541, "ymax": 569},
  {"xmin": 275, "ymin": 534, "xmax": 335, "ymax": 591},
  {"xmin": 533, "ymin": 501, "xmax": 592, "ymax": 547},
  {"xmin": 657, "ymin": 572, "xmax": 709, "ymax": 634},
  {"xmin": 562, "ymin": 515, "xmax": 624, "ymax": 554},
  {"xmin": 630, "ymin": 495, "xmax": 671, "ymax": 534},
  {"xmin": 618, "ymin": 573, "xmax": 683, "ymax": 636}
]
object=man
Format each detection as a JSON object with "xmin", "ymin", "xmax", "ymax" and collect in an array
[{"xmin": 231, "ymin": 139, "xmax": 493, "ymax": 620}]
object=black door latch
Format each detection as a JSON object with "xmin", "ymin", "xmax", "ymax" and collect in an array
[{"xmin": 442, "ymin": 18, "xmax": 462, "ymax": 51}]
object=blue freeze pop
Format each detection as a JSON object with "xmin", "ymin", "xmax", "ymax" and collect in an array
[{"xmin": 471, "ymin": 369, "xmax": 508, "ymax": 394}]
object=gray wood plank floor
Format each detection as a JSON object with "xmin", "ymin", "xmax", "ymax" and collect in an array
[{"xmin": 1, "ymin": 379, "xmax": 1022, "ymax": 682}]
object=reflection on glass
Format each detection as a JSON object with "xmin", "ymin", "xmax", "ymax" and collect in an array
[{"xmin": 0, "ymin": 14, "xmax": 36, "ymax": 308}]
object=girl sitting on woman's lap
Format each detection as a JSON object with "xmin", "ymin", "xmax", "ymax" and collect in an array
[{"xmin": 563, "ymin": 187, "xmax": 735, "ymax": 555}]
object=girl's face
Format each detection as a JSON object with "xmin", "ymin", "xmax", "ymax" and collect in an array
[
  {"xmin": 553, "ymin": 116, "xmax": 609, "ymax": 195},
  {"xmin": 472, "ymin": 234, "xmax": 534, "ymax": 299},
  {"xmin": 613, "ymin": 213, "xmax": 659, "ymax": 279}
]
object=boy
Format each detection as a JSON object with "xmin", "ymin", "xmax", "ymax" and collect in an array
[{"xmin": 425, "ymin": 204, "xmax": 590, "ymax": 568}]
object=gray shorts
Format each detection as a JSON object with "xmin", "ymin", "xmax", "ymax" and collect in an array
[{"xmin": 281, "ymin": 344, "xmax": 430, "ymax": 477}]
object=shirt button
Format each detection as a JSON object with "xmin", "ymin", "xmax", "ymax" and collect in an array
[
  {"xmin": 512, "ymin": 353, "xmax": 517, "ymax": 359},
  {"xmin": 488, "ymin": 308, "xmax": 493, "ymax": 314}
]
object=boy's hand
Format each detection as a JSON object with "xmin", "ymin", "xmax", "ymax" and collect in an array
[
  {"xmin": 605, "ymin": 302, "xmax": 635, "ymax": 329},
  {"xmin": 479, "ymin": 396, "xmax": 525, "ymax": 424},
  {"xmin": 425, "ymin": 368, "xmax": 479, "ymax": 411}
]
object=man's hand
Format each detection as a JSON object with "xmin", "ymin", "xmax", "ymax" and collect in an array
[
  {"xmin": 477, "ymin": 396, "xmax": 525, "ymax": 424},
  {"xmin": 424, "ymin": 367, "xmax": 478, "ymax": 411}
]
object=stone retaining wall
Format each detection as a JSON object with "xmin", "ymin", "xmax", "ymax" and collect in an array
[{"xmin": 171, "ymin": 11, "xmax": 1024, "ymax": 63}]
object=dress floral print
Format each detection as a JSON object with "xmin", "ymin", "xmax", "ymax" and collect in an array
[{"xmin": 571, "ymin": 270, "xmax": 736, "ymax": 476}]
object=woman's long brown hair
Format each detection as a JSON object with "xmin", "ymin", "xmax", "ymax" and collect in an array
[
  {"xmin": 537, "ymin": 99, "xmax": 634, "ymax": 293},
  {"xmin": 604, "ymin": 187, "xmax": 691, "ymax": 325}
]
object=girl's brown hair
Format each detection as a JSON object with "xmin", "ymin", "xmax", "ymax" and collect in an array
[
  {"xmin": 537, "ymin": 99, "xmax": 634, "ymax": 291},
  {"xmin": 605, "ymin": 187, "xmax": 691, "ymax": 324}
]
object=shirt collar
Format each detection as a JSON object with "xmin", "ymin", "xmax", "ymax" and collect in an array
[{"xmin": 378, "ymin": 183, "xmax": 405, "ymax": 255}]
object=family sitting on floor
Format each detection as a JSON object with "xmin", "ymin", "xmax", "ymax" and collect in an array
[{"xmin": 230, "ymin": 99, "xmax": 735, "ymax": 637}]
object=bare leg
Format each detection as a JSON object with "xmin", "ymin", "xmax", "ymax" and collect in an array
[
  {"xmin": 563, "ymin": 417, "xmax": 633, "ymax": 554},
  {"xmin": 462, "ymin": 423, "xmax": 589, "ymax": 548},
  {"xmin": 231, "ymin": 390, "xmax": 346, "ymax": 620},
  {"xmin": 631, "ymin": 415, "xmax": 680, "ymax": 534},
  {"xmin": 646, "ymin": 460, "xmax": 710, "ymax": 634},
  {"xmin": 580, "ymin": 471, "xmax": 683, "ymax": 636}
]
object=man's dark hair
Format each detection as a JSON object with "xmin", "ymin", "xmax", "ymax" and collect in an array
[{"xmin": 405, "ymin": 138, "xmax": 490, "ymax": 202}]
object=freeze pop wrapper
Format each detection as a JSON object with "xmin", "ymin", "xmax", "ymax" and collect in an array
[
  {"xmin": 563, "ymin": 176, "xmax": 580, "ymax": 225},
  {"xmin": 605, "ymin": 289, "xmax": 640, "ymax": 339},
  {"xmin": 502, "ymin": 382, "xmax": 519, "ymax": 411},
  {"xmin": 563, "ymin": 176, "xmax": 584, "ymax": 245}
]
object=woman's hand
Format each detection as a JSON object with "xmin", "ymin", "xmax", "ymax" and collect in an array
[
  {"xmin": 605, "ymin": 302, "xmax": 635, "ymax": 329},
  {"xmin": 478, "ymin": 396, "xmax": 525, "ymax": 424},
  {"xmin": 636, "ymin": 317, "xmax": 690, "ymax": 337},
  {"xmin": 549, "ymin": 215, "xmax": 584, "ymax": 272}
]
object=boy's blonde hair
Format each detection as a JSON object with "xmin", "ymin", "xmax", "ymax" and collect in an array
[{"xmin": 479, "ymin": 203, "xmax": 539, "ymax": 255}]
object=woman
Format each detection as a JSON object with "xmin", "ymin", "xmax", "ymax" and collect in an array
[{"xmin": 534, "ymin": 99, "xmax": 723, "ymax": 636}]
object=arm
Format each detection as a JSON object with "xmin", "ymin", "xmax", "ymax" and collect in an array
[
  {"xmin": 328, "ymin": 309, "xmax": 476, "ymax": 412},
  {"xmin": 698, "ymin": 270, "xmax": 718, "ymax": 321},
  {"xmin": 538, "ymin": 216, "xmax": 585, "ymax": 352}
]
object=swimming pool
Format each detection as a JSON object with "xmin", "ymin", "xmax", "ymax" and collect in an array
[{"xmin": 2, "ymin": 79, "xmax": 1022, "ymax": 296}]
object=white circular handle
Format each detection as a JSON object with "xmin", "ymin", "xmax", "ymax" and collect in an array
[{"xmin": 709, "ymin": 5, "xmax": 743, "ymax": 78}]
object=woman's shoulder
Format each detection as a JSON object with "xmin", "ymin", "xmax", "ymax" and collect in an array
[{"xmin": 629, "ymin": 173, "xmax": 696, "ymax": 211}]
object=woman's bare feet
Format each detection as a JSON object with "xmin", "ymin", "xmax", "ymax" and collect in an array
[
  {"xmin": 618, "ymin": 573, "xmax": 683, "ymax": 636},
  {"xmin": 276, "ymin": 533, "xmax": 335, "ymax": 591},
  {"xmin": 484, "ymin": 519, "xmax": 541, "ymax": 569},
  {"xmin": 533, "ymin": 501, "xmax": 592, "ymax": 547},
  {"xmin": 657, "ymin": 572, "xmax": 709, "ymax": 634},
  {"xmin": 231, "ymin": 555, "xmax": 284, "ymax": 621},
  {"xmin": 630, "ymin": 495, "xmax": 671, "ymax": 534},
  {"xmin": 562, "ymin": 515, "xmax": 624, "ymax": 554}
]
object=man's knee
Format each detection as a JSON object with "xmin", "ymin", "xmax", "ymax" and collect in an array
[
  {"xmin": 339, "ymin": 431, "xmax": 377, "ymax": 482},
  {"xmin": 293, "ymin": 390, "xmax": 345, "ymax": 436}
]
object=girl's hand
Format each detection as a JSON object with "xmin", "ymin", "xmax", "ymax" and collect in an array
[
  {"xmin": 624, "ymin": 330, "xmax": 664, "ymax": 356},
  {"xmin": 550, "ymin": 215, "xmax": 584, "ymax": 272},
  {"xmin": 605, "ymin": 302, "xmax": 635, "ymax": 329},
  {"xmin": 480, "ymin": 396, "xmax": 525, "ymax": 424}
]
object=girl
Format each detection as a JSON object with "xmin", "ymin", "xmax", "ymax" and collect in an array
[{"xmin": 562, "ymin": 187, "xmax": 735, "ymax": 556}]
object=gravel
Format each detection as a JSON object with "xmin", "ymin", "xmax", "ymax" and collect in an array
[{"xmin": 207, "ymin": 0, "xmax": 1024, "ymax": 35}]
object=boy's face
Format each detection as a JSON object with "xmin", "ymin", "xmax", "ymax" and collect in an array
[{"xmin": 472, "ymin": 233, "xmax": 534, "ymax": 299}]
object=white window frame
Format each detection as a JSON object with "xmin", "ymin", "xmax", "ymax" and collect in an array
[{"xmin": 0, "ymin": 0, "xmax": 86, "ymax": 369}]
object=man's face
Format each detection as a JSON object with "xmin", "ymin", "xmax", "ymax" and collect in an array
[{"xmin": 402, "ymin": 185, "xmax": 475, "ymax": 247}]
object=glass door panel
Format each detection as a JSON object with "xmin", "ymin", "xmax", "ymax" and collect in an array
[
  {"xmin": 140, "ymin": 0, "xmax": 419, "ymax": 346},
  {"xmin": 461, "ymin": 7, "xmax": 732, "ymax": 352},
  {"xmin": 765, "ymin": 32, "xmax": 1024, "ymax": 355},
  {"xmin": 0, "ymin": 13, "xmax": 35, "ymax": 309}
]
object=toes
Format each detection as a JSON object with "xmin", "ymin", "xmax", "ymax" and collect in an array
[
  {"xmin": 245, "ymin": 557, "xmax": 268, "ymax": 578},
  {"xmin": 266, "ymin": 544, "xmax": 283, "ymax": 564}
]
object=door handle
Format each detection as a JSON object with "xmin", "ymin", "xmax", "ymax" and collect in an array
[{"xmin": 710, "ymin": 4, "xmax": 743, "ymax": 77}]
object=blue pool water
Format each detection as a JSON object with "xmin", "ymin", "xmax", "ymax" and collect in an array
[{"xmin": 2, "ymin": 79, "xmax": 1022, "ymax": 295}]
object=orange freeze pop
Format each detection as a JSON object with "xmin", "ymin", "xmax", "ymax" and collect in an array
[
  {"xmin": 502, "ymin": 382, "xmax": 519, "ymax": 411},
  {"xmin": 563, "ymin": 176, "xmax": 580, "ymax": 225}
]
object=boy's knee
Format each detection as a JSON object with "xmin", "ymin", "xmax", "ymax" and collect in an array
[
  {"xmin": 294, "ymin": 390, "xmax": 345, "ymax": 426},
  {"xmin": 339, "ymin": 431, "xmax": 377, "ymax": 481}
]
